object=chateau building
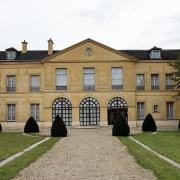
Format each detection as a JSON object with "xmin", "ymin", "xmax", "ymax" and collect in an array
[{"xmin": 0, "ymin": 38, "xmax": 179, "ymax": 130}]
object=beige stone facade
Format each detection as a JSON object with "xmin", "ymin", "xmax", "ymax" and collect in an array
[{"xmin": 0, "ymin": 39, "xmax": 179, "ymax": 130}]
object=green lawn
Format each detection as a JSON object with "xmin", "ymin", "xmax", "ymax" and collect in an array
[
  {"xmin": 0, "ymin": 133, "xmax": 44, "ymax": 161},
  {"xmin": 132, "ymin": 131, "xmax": 180, "ymax": 163},
  {"xmin": 0, "ymin": 137, "xmax": 59, "ymax": 180},
  {"xmin": 119, "ymin": 131, "xmax": 180, "ymax": 180}
]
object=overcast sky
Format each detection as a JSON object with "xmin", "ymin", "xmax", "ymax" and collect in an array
[{"xmin": 1, "ymin": 0, "xmax": 180, "ymax": 51}]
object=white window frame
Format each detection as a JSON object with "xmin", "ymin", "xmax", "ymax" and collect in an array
[
  {"xmin": 83, "ymin": 68, "xmax": 95, "ymax": 90},
  {"xmin": 165, "ymin": 74, "xmax": 173, "ymax": 89},
  {"xmin": 167, "ymin": 102, "xmax": 174, "ymax": 120},
  {"xmin": 137, "ymin": 102, "xmax": 145, "ymax": 120},
  {"xmin": 136, "ymin": 74, "xmax": 145, "ymax": 90},
  {"xmin": 7, "ymin": 51, "xmax": 17, "ymax": 60},
  {"xmin": 150, "ymin": 50, "xmax": 161, "ymax": 59},
  {"xmin": 111, "ymin": 67, "xmax": 123, "ymax": 89},
  {"xmin": 56, "ymin": 68, "xmax": 67, "ymax": 90},
  {"xmin": 7, "ymin": 75, "xmax": 16, "ymax": 92},
  {"xmin": 7, "ymin": 75, "xmax": 16, "ymax": 88},
  {"xmin": 31, "ymin": 104, "xmax": 40, "ymax": 121},
  {"xmin": 151, "ymin": 74, "xmax": 159, "ymax": 89},
  {"xmin": 30, "ymin": 75, "xmax": 40, "ymax": 91},
  {"xmin": 7, "ymin": 104, "xmax": 16, "ymax": 121}
]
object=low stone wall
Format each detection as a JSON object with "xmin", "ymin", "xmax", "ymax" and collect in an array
[
  {"xmin": 137, "ymin": 120, "xmax": 179, "ymax": 131},
  {"xmin": 0, "ymin": 122, "xmax": 52, "ymax": 132},
  {"xmin": 0, "ymin": 120, "xmax": 179, "ymax": 132}
]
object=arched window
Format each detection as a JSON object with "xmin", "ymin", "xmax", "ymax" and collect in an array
[
  {"xmin": 52, "ymin": 98, "xmax": 72, "ymax": 126},
  {"xmin": 79, "ymin": 97, "xmax": 100, "ymax": 126},
  {"xmin": 107, "ymin": 97, "xmax": 128, "ymax": 125}
]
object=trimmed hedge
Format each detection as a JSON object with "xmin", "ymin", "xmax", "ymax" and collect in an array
[
  {"xmin": 24, "ymin": 117, "xmax": 39, "ymax": 133},
  {"xmin": 112, "ymin": 115, "xmax": 130, "ymax": 136},
  {"xmin": 0, "ymin": 123, "xmax": 2, "ymax": 132},
  {"xmin": 142, "ymin": 113, "xmax": 157, "ymax": 132},
  {"xmin": 51, "ymin": 115, "xmax": 67, "ymax": 137}
]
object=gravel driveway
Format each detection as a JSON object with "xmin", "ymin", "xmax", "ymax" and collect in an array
[{"xmin": 14, "ymin": 128, "xmax": 156, "ymax": 180}]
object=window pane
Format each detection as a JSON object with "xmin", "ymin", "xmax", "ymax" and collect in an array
[
  {"xmin": 151, "ymin": 74, "xmax": 159, "ymax": 89},
  {"xmin": 56, "ymin": 69, "xmax": 67, "ymax": 87},
  {"xmin": 7, "ymin": 75, "xmax": 16, "ymax": 92},
  {"xmin": 7, "ymin": 76, "xmax": 16, "ymax": 87},
  {"xmin": 165, "ymin": 74, "xmax": 173, "ymax": 89},
  {"xmin": 7, "ymin": 104, "xmax": 16, "ymax": 121},
  {"xmin": 151, "ymin": 51, "xmax": 161, "ymax": 59},
  {"xmin": 167, "ymin": 102, "xmax": 173, "ymax": 119},
  {"xmin": 136, "ymin": 74, "xmax": 144, "ymax": 86},
  {"xmin": 112, "ymin": 68, "xmax": 123, "ymax": 85},
  {"xmin": 153, "ymin": 105, "xmax": 158, "ymax": 112},
  {"xmin": 137, "ymin": 102, "xmax": 145, "ymax": 120},
  {"xmin": 83, "ymin": 68, "xmax": 95, "ymax": 86},
  {"xmin": 31, "ymin": 104, "xmax": 40, "ymax": 121},
  {"xmin": 30, "ymin": 75, "xmax": 40, "ymax": 92},
  {"xmin": 31, "ymin": 75, "xmax": 40, "ymax": 87}
]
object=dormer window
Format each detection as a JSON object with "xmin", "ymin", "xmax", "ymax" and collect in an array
[
  {"xmin": 149, "ymin": 46, "xmax": 162, "ymax": 59},
  {"xmin": 150, "ymin": 50, "xmax": 161, "ymax": 59},
  {"xmin": 5, "ymin": 47, "xmax": 18, "ymax": 60},
  {"xmin": 7, "ymin": 51, "xmax": 17, "ymax": 60}
]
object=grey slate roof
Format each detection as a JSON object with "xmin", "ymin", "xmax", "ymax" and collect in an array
[
  {"xmin": 121, "ymin": 49, "xmax": 180, "ymax": 60},
  {"xmin": 0, "ymin": 50, "xmax": 59, "ymax": 61},
  {"xmin": 0, "ymin": 49, "xmax": 180, "ymax": 61},
  {"xmin": 5, "ymin": 47, "xmax": 19, "ymax": 51}
]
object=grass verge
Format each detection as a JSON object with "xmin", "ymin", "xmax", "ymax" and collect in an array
[
  {"xmin": 0, "ymin": 137, "xmax": 59, "ymax": 180},
  {"xmin": 119, "ymin": 136, "xmax": 180, "ymax": 180},
  {"xmin": 0, "ymin": 133, "xmax": 44, "ymax": 161},
  {"xmin": 133, "ymin": 131, "xmax": 180, "ymax": 163}
]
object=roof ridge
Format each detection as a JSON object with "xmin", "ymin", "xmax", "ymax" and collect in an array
[
  {"xmin": 0, "ymin": 50, "xmax": 60, "ymax": 52},
  {"xmin": 121, "ymin": 49, "xmax": 180, "ymax": 51}
]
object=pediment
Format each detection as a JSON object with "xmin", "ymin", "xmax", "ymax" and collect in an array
[{"xmin": 43, "ymin": 39, "xmax": 136, "ymax": 63}]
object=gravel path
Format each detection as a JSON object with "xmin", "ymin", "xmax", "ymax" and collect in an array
[{"xmin": 14, "ymin": 128, "xmax": 156, "ymax": 180}]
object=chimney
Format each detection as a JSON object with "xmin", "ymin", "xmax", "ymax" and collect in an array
[
  {"xmin": 48, "ymin": 38, "xmax": 54, "ymax": 55},
  {"xmin": 21, "ymin": 40, "xmax": 28, "ymax": 53}
]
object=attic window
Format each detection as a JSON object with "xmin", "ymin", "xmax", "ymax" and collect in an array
[
  {"xmin": 7, "ymin": 51, "xmax": 17, "ymax": 60},
  {"xmin": 6, "ymin": 47, "xmax": 18, "ymax": 60},
  {"xmin": 151, "ymin": 50, "xmax": 161, "ymax": 59}
]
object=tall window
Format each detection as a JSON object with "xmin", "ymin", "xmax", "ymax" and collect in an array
[
  {"xmin": 30, "ymin": 75, "xmax": 40, "ymax": 92},
  {"xmin": 111, "ymin": 68, "xmax": 123, "ymax": 89},
  {"xmin": 136, "ymin": 74, "xmax": 145, "ymax": 90},
  {"xmin": 137, "ymin": 102, "xmax": 145, "ymax": 120},
  {"xmin": 7, "ymin": 75, "xmax": 16, "ymax": 92},
  {"xmin": 31, "ymin": 104, "xmax": 40, "ymax": 121},
  {"xmin": 151, "ymin": 74, "xmax": 159, "ymax": 90},
  {"xmin": 83, "ymin": 68, "xmax": 95, "ymax": 91},
  {"xmin": 167, "ymin": 102, "xmax": 174, "ymax": 120},
  {"xmin": 165, "ymin": 74, "xmax": 173, "ymax": 89},
  {"xmin": 7, "ymin": 104, "xmax": 16, "ymax": 121},
  {"xmin": 56, "ymin": 68, "xmax": 67, "ymax": 90}
]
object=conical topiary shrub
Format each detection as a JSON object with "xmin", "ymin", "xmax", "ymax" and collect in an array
[
  {"xmin": 0, "ymin": 123, "xmax": 2, "ymax": 132},
  {"xmin": 178, "ymin": 120, "xmax": 180, "ymax": 131},
  {"xmin": 142, "ymin": 113, "xmax": 157, "ymax": 132},
  {"xmin": 24, "ymin": 117, "xmax": 39, "ymax": 133},
  {"xmin": 51, "ymin": 115, "xmax": 67, "ymax": 137},
  {"xmin": 112, "ymin": 115, "xmax": 130, "ymax": 136}
]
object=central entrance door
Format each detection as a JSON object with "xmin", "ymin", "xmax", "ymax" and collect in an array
[
  {"xmin": 107, "ymin": 97, "xmax": 128, "ymax": 125},
  {"xmin": 52, "ymin": 97, "xmax": 72, "ymax": 126},
  {"xmin": 79, "ymin": 97, "xmax": 100, "ymax": 126}
]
